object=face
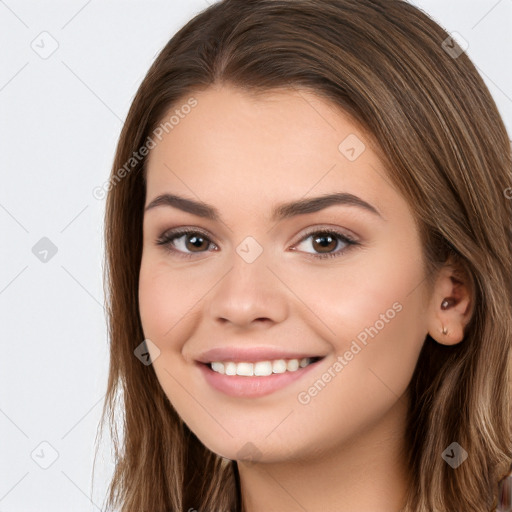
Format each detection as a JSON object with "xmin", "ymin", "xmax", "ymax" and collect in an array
[{"xmin": 139, "ymin": 84, "xmax": 431, "ymax": 463}]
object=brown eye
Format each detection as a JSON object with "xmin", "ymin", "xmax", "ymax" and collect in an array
[
  {"xmin": 183, "ymin": 233, "xmax": 210, "ymax": 252},
  {"xmin": 293, "ymin": 228, "xmax": 359, "ymax": 260},
  {"xmin": 156, "ymin": 227, "xmax": 359, "ymax": 261},
  {"xmin": 156, "ymin": 229, "xmax": 217, "ymax": 257},
  {"xmin": 311, "ymin": 233, "xmax": 338, "ymax": 253}
]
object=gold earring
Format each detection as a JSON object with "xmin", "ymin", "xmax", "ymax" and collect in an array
[{"xmin": 441, "ymin": 299, "xmax": 452, "ymax": 335}]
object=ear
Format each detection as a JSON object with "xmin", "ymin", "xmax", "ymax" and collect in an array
[{"xmin": 426, "ymin": 260, "xmax": 474, "ymax": 346}]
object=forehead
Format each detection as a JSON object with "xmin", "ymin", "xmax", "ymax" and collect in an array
[{"xmin": 144, "ymin": 85, "xmax": 398, "ymax": 218}]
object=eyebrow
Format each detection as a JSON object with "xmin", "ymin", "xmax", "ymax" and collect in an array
[{"xmin": 144, "ymin": 192, "xmax": 384, "ymax": 223}]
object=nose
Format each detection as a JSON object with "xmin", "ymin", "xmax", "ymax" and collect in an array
[{"xmin": 205, "ymin": 248, "xmax": 289, "ymax": 329}]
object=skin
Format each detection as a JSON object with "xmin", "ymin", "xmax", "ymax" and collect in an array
[{"xmin": 138, "ymin": 84, "xmax": 473, "ymax": 511}]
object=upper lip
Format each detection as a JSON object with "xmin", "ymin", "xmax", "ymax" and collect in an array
[{"xmin": 196, "ymin": 346, "xmax": 326, "ymax": 364}]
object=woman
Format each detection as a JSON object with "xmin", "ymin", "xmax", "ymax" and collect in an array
[{"xmin": 96, "ymin": 0, "xmax": 512, "ymax": 510}]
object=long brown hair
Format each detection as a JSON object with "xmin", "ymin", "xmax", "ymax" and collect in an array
[{"xmin": 95, "ymin": 1, "xmax": 512, "ymax": 510}]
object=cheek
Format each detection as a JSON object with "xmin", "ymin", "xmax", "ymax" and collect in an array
[
  {"xmin": 286, "ymin": 251, "xmax": 426, "ymax": 450},
  {"xmin": 297, "ymin": 250, "xmax": 423, "ymax": 316},
  {"xmin": 138, "ymin": 253, "xmax": 225, "ymax": 361},
  {"xmin": 138, "ymin": 263, "xmax": 168, "ymax": 340},
  {"xmin": 138, "ymin": 256, "xmax": 196, "ymax": 347},
  {"xmin": 288, "ymin": 237, "xmax": 427, "ymax": 373}
]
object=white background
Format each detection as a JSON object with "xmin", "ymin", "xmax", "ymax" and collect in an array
[{"xmin": 0, "ymin": 1, "xmax": 510, "ymax": 510}]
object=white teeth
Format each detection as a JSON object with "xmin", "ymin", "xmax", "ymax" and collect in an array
[
  {"xmin": 209, "ymin": 357, "xmax": 315, "ymax": 376},
  {"xmin": 225, "ymin": 362, "xmax": 237, "ymax": 376},
  {"xmin": 287, "ymin": 359, "xmax": 299, "ymax": 371},
  {"xmin": 236, "ymin": 362, "xmax": 253, "ymax": 376},
  {"xmin": 272, "ymin": 359, "xmax": 287, "ymax": 374},
  {"xmin": 254, "ymin": 361, "xmax": 273, "ymax": 376},
  {"xmin": 211, "ymin": 362, "xmax": 225, "ymax": 374}
]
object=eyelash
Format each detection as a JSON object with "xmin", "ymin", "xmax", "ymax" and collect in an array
[{"xmin": 155, "ymin": 226, "xmax": 360, "ymax": 260}]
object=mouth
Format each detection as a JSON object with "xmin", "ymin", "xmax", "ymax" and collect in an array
[
  {"xmin": 197, "ymin": 356, "xmax": 327, "ymax": 398},
  {"xmin": 205, "ymin": 356, "xmax": 323, "ymax": 376}
]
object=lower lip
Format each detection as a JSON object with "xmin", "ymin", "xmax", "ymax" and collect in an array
[{"xmin": 197, "ymin": 359, "xmax": 324, "ymax": 398}]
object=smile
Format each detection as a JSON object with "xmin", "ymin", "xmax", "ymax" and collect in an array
[
  {"xmin": 209, "ymin": 357, "xmax": 321, "ymax": 376},
  {"xmin": 197, "ymin": 356, "xmax": 326, "ymax": 398}
]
